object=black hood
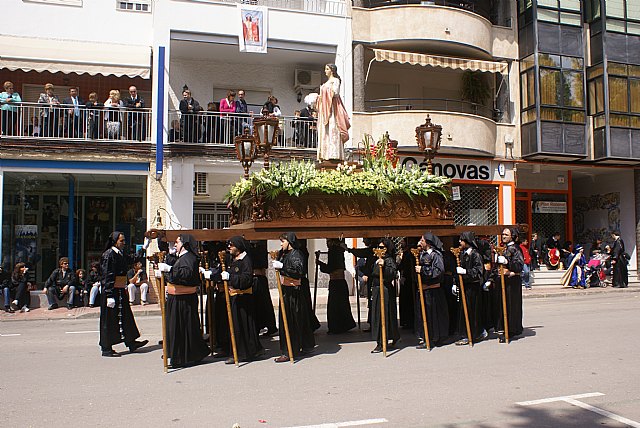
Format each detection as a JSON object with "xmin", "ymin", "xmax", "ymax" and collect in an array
[
  {"xmin": 459, "ymin": 231, "xmax": 477, "ymax": 249},
  {"xmin": 105, "ymin": 231, "xmax": 123, "ymax": 251},
  {"xmin": 178, "ymin": 233, "xmax": 198, "ymax": 255},
  {"xmin": 228, "ymin": 236, "xmax": 247, "ymax": 253},
  {"xmin": 422, "ymin": 232, "xmax": 443, "ymax": 252}
]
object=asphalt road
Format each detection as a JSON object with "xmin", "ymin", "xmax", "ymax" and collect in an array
[{"xmin": 1, "ymin": 293, "xmax": 639, "ymax": 428}]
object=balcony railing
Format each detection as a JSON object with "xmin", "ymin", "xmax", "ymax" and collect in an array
[
  {"xmin": 167, "ymin": 110, "xmax": 318, "ymax": 149},
  {"xmin": 206, "ymin": 0, "xmax": 347, "ymax": 16},
  {"xmin": 0, "ymin": 102, "xmax": 152, "ymax": 142},
  {"xmin": 365, "ymin": 98, "xmax": 497, "ymax": 121}
]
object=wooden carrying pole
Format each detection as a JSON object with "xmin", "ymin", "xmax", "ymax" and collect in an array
[
  {"xmin": 451, "ymin": 247, "xmax": 473, "ymax": 347},
  {"xmin": 373, "ymin": 247, "xmax": 387, "ymax": 357},
  {"xmin": 218, "ymin": 251, "xmax": 239, "ymax": 367},
  {"xmin": 270, "ymin": 250, "xmax": 294, "ymax": 364},
  {"xmin": 313, "ymin": 250, "xmax": 320, "ymax": 313},
  {"xmin": 157, "ymin": 252, "xmax": 169, "ymax": 373},
  {"xmin": 198, "ymin": 253, "xmax": 205, "ymax": 336},
  {"xmin": 204, "ymin": 254, "xmax": 215, "ymax": 351},
  {"xmin": 495, "ymin": 246, "xmax": 510, "ymax": 344},
  {"xmin": 411, "ymin": 248, "xmax": 431, "ymax": 351}
]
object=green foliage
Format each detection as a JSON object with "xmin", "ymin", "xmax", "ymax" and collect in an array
[{"xmin": 224, "ymin": 158, "xmax": 451, "ymax": 207}]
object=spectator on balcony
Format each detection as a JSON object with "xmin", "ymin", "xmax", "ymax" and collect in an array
[
  {"xmin": 1, "ymin": 81, "xmax": 21, "ymax": 136},
  {"xmin": 169, "ymin": 119, "xmax": 182, "ymax": 142},
  {"xmin": 26, "ymin": 116, "xmax": 40, "ymax": 137},
  {"xmin": 203, "ymin": 102, "xmax": 221, "ymax": 143},
  {"xmin": 38, "ymin": 83, "xmax": 61, "ymax": 137},
  {"xmin": 179, "ymin": 88, "xmax": 202, "ymax": 143},
  {"xmin": 85, "ymin": 92, "xmax": 103, "ymax": 140},
  {"xmin": 235, "ymin": 89, "xmax": 252, "ymax": 134},
  {"xmin": 62, "ymin": 87, "xmax": 84, "ymax": 138},
  {"xmin": 43, "ymin": 257, "xmax": 77, "ymax": 310},
  {"xmin": 219, "ymin": 90, "xmax": 237, "ymax": 143},
  {"xmin": 317, "ymin": 64, "xmax": 351, "ymax": 162},
  {"xmin": 127, "ymin": 261, "xmax": 149, "ymax": 305},
  {"xmin": 124, "ymin": 85, "xmax": 146, "ymax": 141},
  {"xmin": 262, "ymin": 95, "xmax": 281, "ymax": 117},
  {"xmin": 104, "ymin": 90, "xmax": 124, "ymax": 139},
  {"xmin": 294, "ymin": 93, "xmax": 317, "ymax": 148}
]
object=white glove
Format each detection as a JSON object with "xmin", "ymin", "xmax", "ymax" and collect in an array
[
  {"xmin": 221, "ymin": 271, "xmax": 230, "ymax": 281},
  {"xmin": 203, "ymin": 271, "xmax": 212, "ymax": 280},
  {"xmin": 106, "ymin": 298, "xmax": 116, "ymax": 308},
  {"xmin": 456, "ymin": 266, "xmax": 466, "ymax": 275},
  {"xmin": 452, "ymin": 284, "xmax": 459, "ymax": 296},
  {"xmin": 483, "ymin": 281, "xmax": 491, "ymax": 291},
  {"xmin": 272, "ymin": 260, "xmax": 283, "ymax": 270},
  {"xmin": 158, "ymin": 263, "xmax": 172, "ymax": 272},
  {"xmin": 497, "ymin": 255, "xmax": 508, "ymax": 264},
  {"xmin": 154, "ymin": 269, "xmax": 161, "ymax": 278},
  {"xmin": 169, "ymin": 246, "xmax": 177, "ymax": 255},
  {"xmin": 376, "ymin": 258, "xmax": 385, "ymax": 266},
  {"xmin": 199, "ymin": 266, "xmax": 205, "ymax": 274}
]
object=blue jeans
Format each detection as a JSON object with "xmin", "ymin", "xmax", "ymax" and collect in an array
[
  {"xmin": 46, "ymin": 285, "xmax": 76, "ymax": 306},
  {"xmin": 522, "ymin": 264, "xmax": 531, "ymax": 288},
  {"xmin": 2, "ymin": 286, "xmax": 11, "ymax": 307}
]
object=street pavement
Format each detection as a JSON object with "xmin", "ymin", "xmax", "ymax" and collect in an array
[{"xmin": 1, "ymin": 292, "xmax": 639, "ymax": 427}]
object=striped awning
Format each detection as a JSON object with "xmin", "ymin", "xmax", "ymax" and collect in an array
[{"xmin": 372, "ymin": 49, "xmax": 509, "ymax": 75}]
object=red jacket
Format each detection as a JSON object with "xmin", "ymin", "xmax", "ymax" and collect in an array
[{"xmin": 520, "ymin": 243, "xmax": 532, "ymax": 264}]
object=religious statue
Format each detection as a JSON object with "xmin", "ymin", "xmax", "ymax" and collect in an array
[{"xmin": 317, "ymin": 64, "xmax": 351, "ymax": 162}]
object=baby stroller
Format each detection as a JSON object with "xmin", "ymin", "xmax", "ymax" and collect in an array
[{"xmin": 584, "ymin": 254, "xmax": 610, "ymax": 288}]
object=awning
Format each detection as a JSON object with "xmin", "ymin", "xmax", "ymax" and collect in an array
[
  {"xmin": 0, "ymin": 35, "xmax": 151, "ymax": 79},
  {"xmin": 372, "ymin": 48, "xmax": 509, "ymax": 75}
]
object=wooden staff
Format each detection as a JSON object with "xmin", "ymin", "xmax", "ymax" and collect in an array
[
  {"xmin": 198, "ymin": 251, "xmax": 205, "ymax": 336},
  {"xmin": 218, "ymin": 250, "xmax": 239, "ymax": 367},
  {"xmin": 451, "ymin": 247, "xmax": 473, "ymax": 347},
  {"xmin": 313, "ymin": 250, "xmax": 320, "ymax": 313},
  {"xmin": 157, "ymin": 252, "xmax": 169, "ymax": 373},
  {"xmin": 495, "ymin": 246, "xmax": 510, "ymax": 344},
  {"xmin": 373, "ymin": 247, "xmax": 387, "ymax": 357},
  {"xmin": 270, "ymin": 250, "xmax": 294, "ymax": 364},
  {"xmin": 204, "ymin": 252, "xmax": 215, "ymax": 351},
  {"xmin": 411, "ymin": 248, "xmax": 430, "ymax": 351}
]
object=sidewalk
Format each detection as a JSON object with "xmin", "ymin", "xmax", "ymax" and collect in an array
[{"xmin": 1, "ymin": 283, "xmax": 638, "ymax": 322}]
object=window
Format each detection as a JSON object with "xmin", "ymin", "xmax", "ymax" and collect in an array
[
  {"xmin": 116, "ymin": 0, "xmax": 150, "ymax": 12},
  {"xmin": 537, "ymin": 54, "xmax": 585, "ymax": 123},
  {"xmin": 605, "ymin": 0, "xmax": 640, "ymax": 34},
  {"xmin": 535, "ymin": 0, "xmax": 581, "ymax": 26},
  {"xmin": 23, "ymin": 0, "xmax": 82, "ymax": 5},
  {"xmin": 193, "ymin": 203, "xmax": 230, "ymax": 230}
]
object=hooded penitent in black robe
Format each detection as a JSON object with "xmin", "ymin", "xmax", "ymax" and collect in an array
[
  {"xmin": 297, "ymin": 239, "xmax": 321, "ymax": 331},
  {"xmin": 165, "ymin": 234, "xmax": 211, "ymax": 366},
  {"xmin": 349, "ymin": 238, "xmax": 378, "ymax": 326},
  {"xmin": 498, "ymin": 236, "xmax": 524, "ymax": 337},
  {"xmin": 317, "ymin": 242, "xmax": 356, "ymax": 334},
  {"xmin": 278, "ymin": 233, "xmax": 316, "ymax": 357},
  {"xmin": 415, "ymin": 233, "xmax": 449, "ymax": 345},
  {"xmin": 250, "ymin": 240, "xmax": 277, "ymax": 334},
  {"xmin": 226, "ymin": 237, "xmax": 264, "ymax": 360},
  {"xmin": 457, "ymin": 232, "xmax": 485, "ymax": 340},
  {"xmin": 99, "ymin": 234, "xmax": 141, "ymax": 351},
  {"xmin": 370, "ymin": 239, "xmax": 400, "ymax": 346},
  {"xmin": 611, "ymin": 236, "xmax": 629, "ymax": 288},
  {"xmin": 399, "ymin": 240, "xmax": 417, "ymax": 329},
  {"xmin": 442, "ymin": 249, "xmax": 459, "ymax": 336}
]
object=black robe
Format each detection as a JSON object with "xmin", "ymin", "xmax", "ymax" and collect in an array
[
  {"xmin": 99, "ymin": 248, "xmax": 141, "ymax": 350},
  {"xmin": 497, "ymin": 243, "xmax": 524, "ymax": 337},
  {"xmin": 457, "ymin": 248, "xmax": 485, "ymax": 340},
  {"xmin": 350, "ymin": 246, "xmax": 376, "ymax": 325},
  {"xmin": 370, "ymin": 255, "xmax": 400, "ymax": 345},
  {"xmin": 399, "ymin": 250, "xmax": 416, "ymax": 329},
  {"xmin": 611, "ymin": 237, "xmax": 629, "ymax": 288},
  {"xmin": 278, "ymin": 248, "xmax": 315, "ymax": 357},
  {"xmin": 165, "ymin": 251, "xmax": 211, "ymax": 365},
  {"xmin": 250, "ymin": 241, "xmax": 277, "ymax": 333},
  {"xmin": 441, "ymin": 250, "xmax": 459, "ymax": 336},
  {"xmin": 317, "ymin": 246, "xmax": 356, "ymax": 334},
  {"xmin": 228, "ymin": 253, "xmax": 263, "ymax": 360},
  {"xmin": 416, "ymin": 249, "xmax": 449, "ymax": 344}
]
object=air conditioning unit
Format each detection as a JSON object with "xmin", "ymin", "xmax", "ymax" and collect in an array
[
  {"xmin": 294, "ymin": 69, "xmax": 321, "ymax": 90},
  {"xmin": 194, "ymin": 172, "xmax": 208, "ymax": 196}
]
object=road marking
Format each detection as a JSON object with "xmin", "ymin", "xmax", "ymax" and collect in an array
[
  {"xmin": 282, "ymin": 418, "xmax": 388, "ymax": 428},
  {"xmin": 518, "ymin": 392, "xmax": 640, "ymax": 428},
  {"xmin": 0, "ymin": 333, "xmax": 21, "ymax": 337},
  {"xmin": 65, "ymin": 330, "xmax": 99, "ymax": 334}
]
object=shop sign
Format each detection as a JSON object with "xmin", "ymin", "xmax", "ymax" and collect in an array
[
  {"xmin": 401, "ymin": 157, "xmax": 492, "ymax": 181},
  {"xmin": 533, "ymin": 201, "xmax": 566, "ymax": 214}
]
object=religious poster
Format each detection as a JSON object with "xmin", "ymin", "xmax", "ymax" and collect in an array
[
  {"xmin": 85, "ymin": 196, "xmax": 112, "ymax": 252},
  {"xmin": 238, "ymin": 4, "xmax": 267, "ymax": 54},
  {"xmin": 15, "ymin": 225, "xmax": 38, "ymax": 266}
]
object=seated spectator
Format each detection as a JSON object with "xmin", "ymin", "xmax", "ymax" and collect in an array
[
  {"xmin": 127, "ymin": 261, "xmax": 149, "ymax": 305},
  {"xmin": 76, "ymin": 269, "xmax": 88, "ymax": 306},
  {"xmin": 104, "ymin": 90, "xmax": 124, "ymax": 139},
  {"xmin": 1, "ymin": 264, "xmax": 14, "ymax": 312},
  {"xmin": 87, "ymin": 261, "xmax": 101, "ymax": 308},
  {"xmin": 1, "ymin": 81, "xmax": 22, "ymax": 136},
  {"xmin": 11, "ymin": 263, "xmax": 31, "ymax": 312},
  {"xmin": 43, "ymin": 257, "xmax": 77, "ymax": 310},
  {"xmin": 85, "ymin": 92, "xmax": 103, "ymax": 139}
]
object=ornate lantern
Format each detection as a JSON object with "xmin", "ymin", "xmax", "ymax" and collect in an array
[
  {"xmin": 253, "ymin": 114, "xmax": 280, "ymax": 170},
  {"xmin": 415, "ymin": 114, "xmax": 443, "ymax": 174},
  {"xmin": 234, "ymin": 128, "xmax": 257, "ymax": 179}
]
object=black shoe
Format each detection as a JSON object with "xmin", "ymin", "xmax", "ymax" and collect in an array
[
  {"xmin": 48, "ymin": 303, "xmax": 59, "ymax": 310},
  {"xmin": 371, "ymin": 345, "xmax": 383, "ymax": 354},
  {"xmin": 224, "ymin": 357, "xmax": 236, "ymax": 365},
  {"xmin": 4, "ymin": 306, "xmax": 14, "ymax": 313},
  {"xmin": 67, "ymin": 304, "xmax": 74, "ymax": 310},
  {"xmin": 274, "ymin": 355, "xmax": 290, "ymax": 363},
  {"xmin": 88, "ymin": 304, "xmax": 96, "ymax": 308},
  {"xmin": 101, "ymin": 350, "xmax": 121, "ymax": 357},
  {"xmin": 128, "ymin": 339, "xmax": 149, "ymax": 353}
]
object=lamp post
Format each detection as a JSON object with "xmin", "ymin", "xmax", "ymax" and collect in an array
[
  {"xmin": 253, "ymin": 114, "xmax": 279, "ymax": 170},
  {"xmin": 415, "ymin": 114, "xmax": 443, "ymax": 174},
  {"xmin": 234, "ymin": 128, "xmax": 257, "ymax": 179}
]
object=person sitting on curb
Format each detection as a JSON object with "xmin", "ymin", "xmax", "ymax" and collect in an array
[
  {"xmin": 87, "ymin": 261, "xmax": 101, "ymax": 308},
  {"xmin": 126, "ymin": 261, "xmax": 149, "ymax": 305},
  {"xmin": 43, "ymin": 257, "xmax": 77, "ymax": 310}
]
